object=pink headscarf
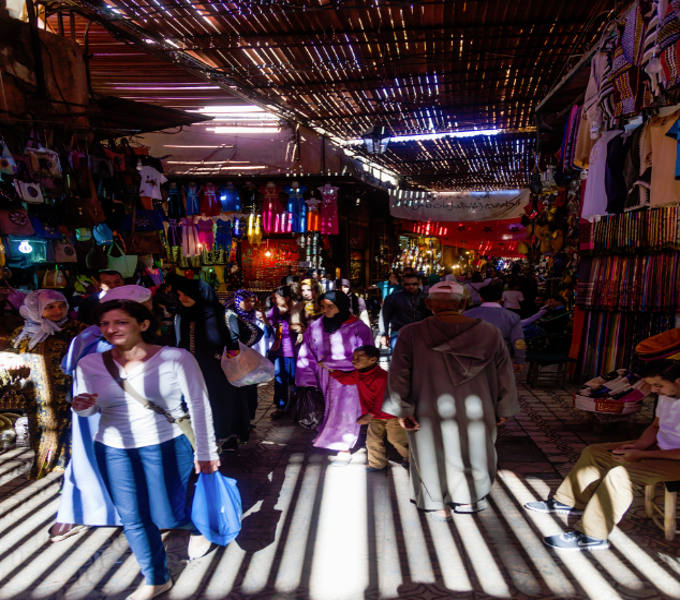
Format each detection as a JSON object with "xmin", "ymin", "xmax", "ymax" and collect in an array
[{"xmin": 13, "ymin": 289, "xmax": 69, "ymax": 350}]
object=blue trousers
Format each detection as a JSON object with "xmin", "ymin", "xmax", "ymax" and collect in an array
[
  {"xmin": 95, "ymin": 436, "xmax": 194, "ymax": 585},
  {"xmin": 274, "ymin": 356, "xmax": 296, "ymax": 409}
]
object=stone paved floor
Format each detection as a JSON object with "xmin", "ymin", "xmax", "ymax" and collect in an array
[{"xmin": 1, "ymin": 377, "xmax": 680, "ymax": 600}]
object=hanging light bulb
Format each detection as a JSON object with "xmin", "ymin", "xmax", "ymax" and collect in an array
[{"xmin": 18, "ymin": 240, "xmax": 32, "ymax": 254}]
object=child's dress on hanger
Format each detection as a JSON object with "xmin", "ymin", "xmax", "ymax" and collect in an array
[
  {"xmin": 285, "ymin": 184, "xmax": 307, "ymax": 233},
  {"xmin": 166, "ymin": 218, "xmax": 182, "ymax": 247},
  {"xmin": 196, "ymin": 217, "xmax": 215, "ymax": 250},
  {"xmin": 215, "ymin": 218, "xmax": 233, "ymax": 252},
  {"xmin": 306, "ymin": 195, "xmax": 321, "ymax": 232},
  {"xmin": 260, "ymin": 182, "xmax": 283, "ymax": 233},
  {"xmin": 200, "ymin": 183, "xmax": 220, "ymax": 216},
  {"xmin": 319, "ymin": 184, "xmax": 339, "ymax": 235},
  {"xmin": 181, "ymin": 216, "xmax": 200, "ymax": 257},
  {"xmin": 219, "ymin": 183, "xmax": 241, "ymax": 212},
  {"xmin": 167, "ymin": 183, "xmax": 185, "ymax": 219},
  {"xmin": 185, "ymin": 183, "xmax": 200, "ymax": 215}
]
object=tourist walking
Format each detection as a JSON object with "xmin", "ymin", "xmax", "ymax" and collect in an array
[
  {"xmin": 379, "ymin": 272, "xmax": 430, "ymax": 350},
  {"xmin": 72, "ymin": 300, "xmax": 218, "ymax": 600}
]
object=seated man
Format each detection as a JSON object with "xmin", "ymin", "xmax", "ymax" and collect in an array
[{"xmin": 525, "ymin": 359, "xmax": 680, "ymax": 551}]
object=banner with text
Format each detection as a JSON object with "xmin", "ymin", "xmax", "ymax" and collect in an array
[{"xmin": 390, "ymin": 189, "xmax": 530, "ymax": 222}]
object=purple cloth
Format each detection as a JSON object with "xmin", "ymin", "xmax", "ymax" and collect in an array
[
  {"xmin": 267, "ymin": 306, "xmax": 298, "ymax": 358},
  {"xmin": 295, "ymin": 316, "xmax": 374, "ymax": 451}
]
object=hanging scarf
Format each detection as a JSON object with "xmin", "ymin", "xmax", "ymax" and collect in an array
[
  {"xmin": 13, "ymin": 289, "xmax": 69, "ymax": 350},
  {"xmin": 319, "ymin": 290, "xmax": 351, "ymax": 333},
  {"xmin": 232, "ymin": 289, "xmax": 257, "ymax": 323}
]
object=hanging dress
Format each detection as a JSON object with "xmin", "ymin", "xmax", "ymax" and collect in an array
[
  {"xmin": 167, "ymin": 182, "xmax": 185, "ymax": 219},
  {"xmin": 306, "ymin": 195, "xmax": 321, "ymax": 232},
  {"xmin": 261, "ymin": 182, "xmax": 283, "ymax": 234},
  {"xmin": 185, "ymin": 183, "xmax": 200, "ymax": 216},
  {"xmin": 215, "ymin": 218, "xmax": 233, "ymax": 252},
  {"xmin": 166, "ymin": 218, "xmax": 182, "ymax": 247},
  {"xmin": 219, "ymin": 183, "xmax": 241, "ymax": 212},
  {"xmin": 318, "ymin": 184, "xmax": 339, "ymax": 234},
  {"xmin": 200, "ymin": 182, "xmax": 221, "ymax": 216},
  {"xmin": 285, "ymin": 185, "xmax": 307, "ymax": 233},
  {"xmin": 196, "ymin": 217, "xmax": 215, "ymax": 250},
  {"xmin": 181, "ymin": 216, "xmax": 200, "ymax": 257}
]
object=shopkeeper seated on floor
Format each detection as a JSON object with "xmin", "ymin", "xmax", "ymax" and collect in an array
[{"xmin": 524, "ymin": 359, "xmax": 680, "ymax": 551}]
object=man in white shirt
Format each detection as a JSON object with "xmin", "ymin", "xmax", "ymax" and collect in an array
[{"xmin": 525, "ymin": 359, "xmax": 680, "ymax": 551}]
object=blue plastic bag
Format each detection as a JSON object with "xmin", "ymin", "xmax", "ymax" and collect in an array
[{"xmin": 191, "ymin": 472, "xmax": 242, "ymax": 546}]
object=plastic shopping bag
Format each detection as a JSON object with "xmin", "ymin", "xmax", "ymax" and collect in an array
[
  {"xmin": 191, "ymin": 472, "xmax": 242, "ymax": 546},
  {"xmin": 221, "ymin": 341, "xmax": 274, "ymax": 387}
]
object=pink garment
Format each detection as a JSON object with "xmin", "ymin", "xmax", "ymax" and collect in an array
[
  {"xmin": 318, "ymin": 184, "xmax": 339, "ymax": 234},
  {"xmin": 181, "ymin": 216, "xmax": 200, "ymax": 257},
  {"xmin": 260, "ymin": 183, "xmax": 283, "ymax": 233},
  {"xmin": 196, "ymin": 218, "xmax": 214, "ymax": 250},
  {"xmin": 200, "ymin": 183, "xmax": 220, "ymax": 216}
]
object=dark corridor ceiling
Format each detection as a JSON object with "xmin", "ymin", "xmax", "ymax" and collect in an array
[{"xmin": 48, "ymin": 0, "xmax": 626, "ymax": 190}]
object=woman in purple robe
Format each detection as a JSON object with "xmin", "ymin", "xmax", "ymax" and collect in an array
[{"xmin": 295, "ymin": 290, "xmax": 374, "ymax": 452}]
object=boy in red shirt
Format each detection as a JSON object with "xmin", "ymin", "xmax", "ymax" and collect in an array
[{"xmin": 325, "ymin": 345, "xmax": 408, "ymax": 471}]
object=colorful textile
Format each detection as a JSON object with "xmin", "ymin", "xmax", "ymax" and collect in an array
[
  {"xmin": 200, "ymin": 183, "xmax": 220, "ymax": 216},
  {"xmin": 196, "ymin": 218, "xmax": 215, "ymax": 250},
  {"xmin": 318, "ymin": 184, "xmax": 339, "ymax": 235},
  {"xmin": 185, "ymin": 183, "xmax": 200, "ymax": 216}
]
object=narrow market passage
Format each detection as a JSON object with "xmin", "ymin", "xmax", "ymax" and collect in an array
[{"xmin": 0, "ymin": 381, "xmax": 679, "ymax": 600}]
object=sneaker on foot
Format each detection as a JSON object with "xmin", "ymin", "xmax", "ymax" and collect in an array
[
  {"xmin": 125, "ymin": 578, "xmax": 173, "ymax": 600},
  {"xmin": 48, "ymin": 522, "xmax": 87, "ymax": 542},
  {"xmin": 524, "ymin": 498, "xmax": 583, "ymax": 515},
  {"xmin": 543, "ymin": 530, "xmax": 610, "ymax": 551}
]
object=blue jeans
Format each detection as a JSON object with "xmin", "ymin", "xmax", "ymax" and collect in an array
[
  {"xmin": 95, "ymin": 436, "xmax": 194, "ymax": 585},
  {"xmin": 274, "ymin": 356, "xmax": 296, "ymax": 410}
]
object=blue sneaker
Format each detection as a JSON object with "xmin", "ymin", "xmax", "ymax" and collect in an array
[
  {"xmin": 543, "ymin": 530, "xmax": 610, "ymax": 551},
  {"xmin": 524, "ymin": 498, "xmax": 583, "ymax": 515}
]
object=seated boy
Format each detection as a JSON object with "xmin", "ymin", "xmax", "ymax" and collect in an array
[
  {"xmin": 323, "ymin": 345, "xmax": 408, "ymax": 471},
  {"xmin": 525, "ymin": 359, "xmax": 680, "ymax": 551}
]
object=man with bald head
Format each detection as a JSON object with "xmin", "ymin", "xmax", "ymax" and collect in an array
[{"xmin": 383, "ymin": 281, "xmax": 519, "ymax": 519}]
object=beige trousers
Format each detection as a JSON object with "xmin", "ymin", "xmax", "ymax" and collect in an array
[
  {"xmin": 366, "ymin": 418, "xmax": 409, "ymax": 469},
  {"xmin": 553, "ymin": 442, "xmax": 680, "ymax": 540}
]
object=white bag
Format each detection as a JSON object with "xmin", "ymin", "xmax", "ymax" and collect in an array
[{"xmin": 221, "ymin": 342, "xmax": 274, "ymax": 387}]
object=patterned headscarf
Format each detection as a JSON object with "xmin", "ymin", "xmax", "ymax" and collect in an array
[
  {"xmin": 14, "ymin": 289, "xmax": 69, "ymax": 350},
  {"xmin": 233, "ymin": 289, "xmax": 257, "ymax": 323}
]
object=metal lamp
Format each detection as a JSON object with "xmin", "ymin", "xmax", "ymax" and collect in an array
[{"xmin": 362, "ymin": 124, "xmax": 390, "ymax": 154}]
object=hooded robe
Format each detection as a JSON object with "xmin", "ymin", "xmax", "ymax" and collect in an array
[{"xmin": 383, "ymin": 317, "xmax": 519, "ymax": 509}]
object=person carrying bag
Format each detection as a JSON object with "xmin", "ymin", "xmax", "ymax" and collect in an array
[{"xmin": 72, "ymin": 299, "xmax": 222, "ymax": 600}]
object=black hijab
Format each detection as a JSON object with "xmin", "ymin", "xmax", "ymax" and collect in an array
[{"xmin": 320, "ymin": 290, "xmax": 351, "ymax": 333}]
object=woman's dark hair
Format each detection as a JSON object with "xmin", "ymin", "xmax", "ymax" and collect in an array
[
  {"xmin": 274, "ymin": 285, "xmax": 293, "ymax": 300},
  {"xmin": 96, "ymin": 299, "xmax": 157, "ymax": 343},
  {"xmin": 354, "ymin": 345, "xmax": 380, "ymax": 360},
  {"xmin": 639, "ymin": 359, "xmax": 680, "ymax": 382}
]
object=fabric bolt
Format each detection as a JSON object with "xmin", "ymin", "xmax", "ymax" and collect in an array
[
  {"xmin": 200, "ymin": 183, "xmax": 221, "ymax": 216},
  {"xmin": 166, "ymin": 219, "xmax": 181, "ymax": 247},
  {"xmin": 138, "ymin": 165, "xmax": 167, "ymax": 201},
  {"xmin": 215, "ymin": 218, "xmax": 233, "ymax": 252},
  {"xmin": 383, "ymin": 317, "xmax": 519, "ymax": 509},
  {"xmin": 648, "ymin": 109, "xmax": 680, "ymax": 206},
  {"xmin": 95, "ymin": 435, "xmax": 194, "ymax": 585},
  {"xmin": 318, "ymin": 184, "xmax": 339, "ymax": 235},
  {"xmin": 181, "ymin": 217, "xmax": 200, "ymax": 257},
  {"xmin": 219, "ymin": 184, "xmax": 241, "ymax": 212},
  {"xmin": 295, "ymin": 315, "xmax": 374, "ymax": 451},
  {"xmin": 185, "ymin": 184, "xmax": 201, "ymax": 216},
  {"xmin": 581, "ymin": 129, "xmax": 624, "ymax": 219},
  {"xmin": 366, "ymin": 419, "xmax": 409, "ymax": 469},
  {"xmin": 196, "ymin": 218, "xmax": 215, "ymax": 250},
  {"xmin": 553, "ymin": 441, "xmax": 680, "ymax": 540}
]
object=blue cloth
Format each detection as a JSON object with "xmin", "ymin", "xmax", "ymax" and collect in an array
[
  {"xmin": 666, "ymin": 118, "xmax": 680, "ymax": 180},
  {"xmin": 95, "ymin": 436, "xmax": 194, "ymax": 585},
  {"xmin": 57, "ymin": 326, "xmax": 121, "ymax": 526},
  {"xmin": 219, "ymin": 186, "xmax": 241, "ymax": 212},
  {"xmin": 273, "ymin": 356, "xmax": 296, "ymax": 409}
]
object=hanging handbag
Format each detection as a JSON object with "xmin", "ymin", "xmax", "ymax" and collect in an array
[
  {"xmin": 13, "ymin": 180, "xmax": 44, "ymax": 205},
  {"xmin": 93, "ymin": 223, "xmax": 114, "ymax": 246},
  {"xmin": 220, "ymin": 341, "xmax": 274, "ymax": 387},
  {"xmin": 106, "ymin": 242, "xmax": 137, "ymax": 279},
  {"xmin": 191, "ymin": 472, "xmax": 242, "ymax": 546},
  {"xmin": 25, "ymin": 146, "xmax": 62, "ymax": 179},
  {"xmin": 102, "ymin": 350, "xmax": 196, "ymax": 448},
  {"xmin": 0, "ymin": 209, "xmax": 34, "ymax": 236},
  {"xmin": 127, "ymin": 206, "xmax": 164, "ymax": 255},
  {"xmin": 41, "ymin": 267, "xmax": 67, "ymax": 289},
  {"xmin": 54, "ymin": 239, "xmax": 78, "ymax": 263},
  {"xmin": 0, "ymin": 139, "xmax": 17, "ymax": 176}
]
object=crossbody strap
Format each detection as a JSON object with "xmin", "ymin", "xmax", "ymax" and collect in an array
[{"xmin": 102, "ymin": 350, "xmax": 176, "ymax": 424}]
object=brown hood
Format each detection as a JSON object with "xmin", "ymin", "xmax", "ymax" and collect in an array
[{"xmin": 419, "ymin": 316, "xmax": 501, "ymax": 385}]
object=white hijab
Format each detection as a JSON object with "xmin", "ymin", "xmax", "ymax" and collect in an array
[{"xmin": 13, "ymin": 289, "xmax": 69, "ymax": 350}]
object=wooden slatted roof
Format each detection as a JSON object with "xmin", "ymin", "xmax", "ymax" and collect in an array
[{"xmin": 48, "ymin": 0, "xmax": 625, "ymax": 189}]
